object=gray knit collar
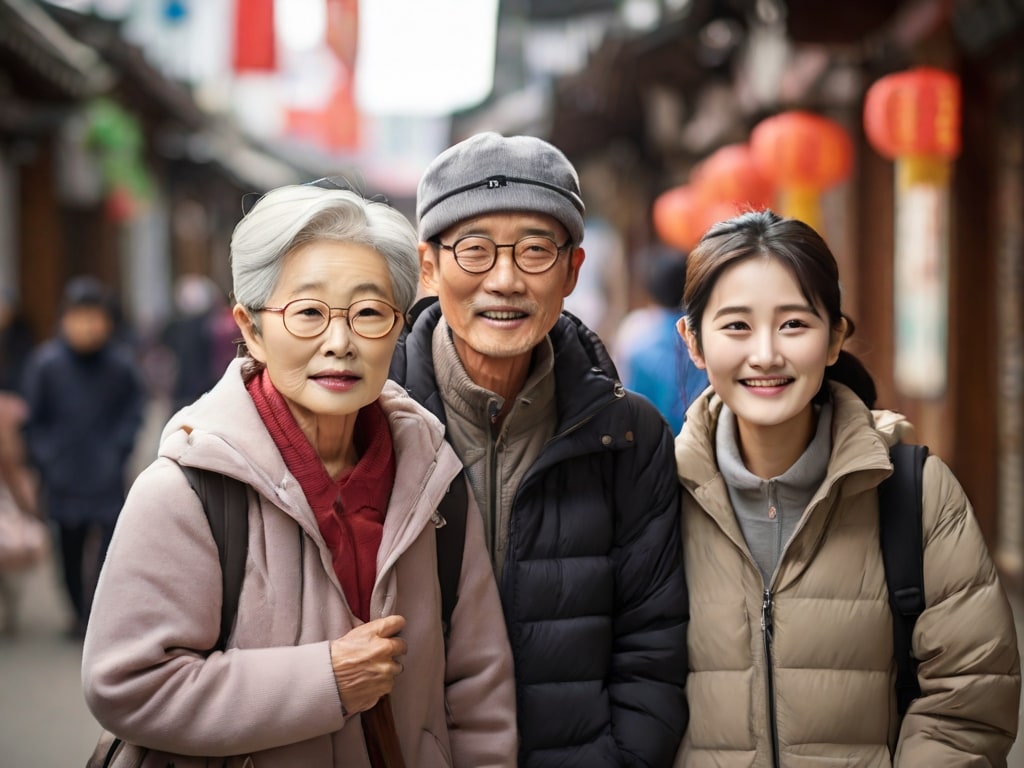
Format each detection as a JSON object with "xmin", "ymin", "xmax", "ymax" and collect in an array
[
  {"xmin": 715, "ymin": 401, "xmax": 833, "ymax": 492},
  {"xmin": 431, "ymin": 316, "xmax": 555, "ymax": 427}
]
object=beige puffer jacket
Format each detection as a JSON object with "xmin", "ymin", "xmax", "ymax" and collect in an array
[{"xmin": 674, "ymin": 382, "xmax": 1020, "ymax": 767}]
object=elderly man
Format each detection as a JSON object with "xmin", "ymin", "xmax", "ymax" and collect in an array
[{"xmin": 389, "ymin": 132, "xmax": 688, "ymax": 767}]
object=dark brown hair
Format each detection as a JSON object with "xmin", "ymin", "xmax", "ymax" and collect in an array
[{"xmin": 683, "ymin": 209, "xmax": 877, "ymax": 407}]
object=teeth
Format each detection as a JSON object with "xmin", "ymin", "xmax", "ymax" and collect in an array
[
  {"xmin": 745, "ymin": 378, "xmax": 790, "ymax": 387},
  {"xmin": 482, "ymin": 310, "xmax": 525, "ymax": 320}
]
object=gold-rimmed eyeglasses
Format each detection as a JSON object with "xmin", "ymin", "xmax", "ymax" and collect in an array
[{"xmin": 256, "ymin": 298, "xmax": 402, "ymax": 339}]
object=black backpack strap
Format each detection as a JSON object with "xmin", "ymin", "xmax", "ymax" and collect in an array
[
  {"xmin": 435, "ymin": 469, "xmax": 468, "ymax": 643},
  {"xmin": 878, "ymin": 443, "xmax": 929, "ymax": 718},
  {"xmin": 180, "ymin": 465, "xmax": 250, "ymax": 652}
]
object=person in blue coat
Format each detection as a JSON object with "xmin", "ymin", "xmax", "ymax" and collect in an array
[
  {"xmin": 389, "ymin": 132, "xmax": 688, "ymax": 767},
  {"xmin": 614, "ymin": 250, "xmax": 709, "ymax": 434},
  {"xmin": 21, "ymin": 276, "xmax": 146, "ymax": 637}
]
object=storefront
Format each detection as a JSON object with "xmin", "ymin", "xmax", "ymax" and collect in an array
[{"xmin": 529, "ymin": 0, "xmax": 1024, "ymax": 582}]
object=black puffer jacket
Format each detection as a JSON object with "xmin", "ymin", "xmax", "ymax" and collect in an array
[{"xmin": 390, "ymin": 301, "xmax": 688, "ymax": 767}]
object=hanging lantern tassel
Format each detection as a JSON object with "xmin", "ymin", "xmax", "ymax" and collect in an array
[
  {"xmin": 864, "ymin": 67, "xmax": 961, "ymax": 399},
  {"xmin": 749, "ymin": 110, "xmax": 853, "ymax": 234},
  {"xmin": 779, "ymin": 186, "xmax": 824, "ymax": 232},
  {"xmin": 897, "ymin": 153, "xmax": 950, "ymax": 190}
]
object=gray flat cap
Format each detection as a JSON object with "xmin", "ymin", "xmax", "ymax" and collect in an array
[{"xmin": 416, "ymin": 132, "xmax": 585, "ymax": 244}]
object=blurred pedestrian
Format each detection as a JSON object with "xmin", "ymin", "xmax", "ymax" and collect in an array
[
  {"xmin": 389, "ymin": 131, "xmax": 688, "ymax": 767},
  {"xmin": 21, "ymin": 276, "xmax": 146, "ymax": 638},
  {"xmin": 0, "ymin": 288, "xmax": 37, "ymax": 516},
  {"xmin": 0, "ymin": 288, "xmax": 33, "ymax": 394},
  {"xmin": 82, "ymin": 185, "xmax": 516, "ymax": 766},
  {"xmin": 0, "ymin": 432, "xmax": 46, "ymax": 638},
  {"xmin": 159, "ymin": 273, "xmax": 235, "ymax": 413},
  {"xmin": 613, "ymin": 248, "xmax": 709, "ymax": 433},
  {"xmin": 674, "ymin": 210, "xmax": 1020, "ymax": 765},
  {"xmin": 0, "ymin": 289, "xmax": 42, "ymax": 636}
]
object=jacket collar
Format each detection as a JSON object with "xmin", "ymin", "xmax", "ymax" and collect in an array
[
  {"xmin": 677, "ymin": 382, "xmax": 904, "ymax": 589},
  {"xmin": 432, "ymin": 314, "xmax": 556, "ymax": 431},
  {"xmin": 677, "ymin": 381, "xmax": 899, "ymax": 510}
]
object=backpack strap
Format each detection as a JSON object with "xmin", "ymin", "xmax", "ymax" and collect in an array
[
  {"xmin": 878, "ymin": 442, "xmax": 928, "ymax": 718},
  {"xmin": 435, "ymin": 469, "xmax": 468, "ymax": 644},
  {"xmin": 180, "ymin": 462, "xmax": 464, "ymax": 652},
  {"xmin": 180, "ymin": 465, "xmax": 249, "ymax": 653}
]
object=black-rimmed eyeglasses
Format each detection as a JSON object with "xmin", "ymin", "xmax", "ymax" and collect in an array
[
  {"xmin": 437, "ymin": 235, "xmax": 571, "ymax": 275},
  {"xmin": 256, "ymin": 298, "xmax": 402, "ymax": 339}
]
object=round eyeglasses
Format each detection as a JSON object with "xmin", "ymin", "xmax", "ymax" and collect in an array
[
  {"xmin": 256, "ymin": 298, "xmax": 402, "ymax": 340},
  {"xmin": 438, "ymin": 235, "xmax": 571, "ymax": 275}
]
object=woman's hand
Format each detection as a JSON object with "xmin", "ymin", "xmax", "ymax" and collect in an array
[{"xmin": 329, "ymin": 615, "xmax": 407, "ymax": 715}]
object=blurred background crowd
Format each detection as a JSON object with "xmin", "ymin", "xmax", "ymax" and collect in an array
[{"xmin": 0, "ymin": 0, "xmax": 1023, "ymax": 761}]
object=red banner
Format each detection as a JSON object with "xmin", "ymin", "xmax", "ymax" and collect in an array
[
  {"xmin": 326, "ymin": 0, "xmax": 359, "ymax": 71},
  {"xmin": 285, "ymin": 78, "xmax": 360, "ymax": 152},
  {"xmin": 233, "ymin": 0, "xmax": 277, "ymax": 73}
]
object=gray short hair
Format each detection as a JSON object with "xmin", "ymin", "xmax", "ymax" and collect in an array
[{"xmin": 231, "ymin": 185, "xmax": 419, "ymax": 326}]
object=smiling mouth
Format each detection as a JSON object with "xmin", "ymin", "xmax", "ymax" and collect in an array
[
  {"xmin": 312, "ymin": 373, "xmax": 359, "ymax": 382},
  {"xmin": 741, "ymin": 377, "xmax": 793, "ymax": 387},
  {"xmin": 480, "ymin": 310, "xmax": 528, "ymax": 321}
]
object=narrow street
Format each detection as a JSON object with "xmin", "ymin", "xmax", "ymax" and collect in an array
[{"xmin": 0, "ymin": 558, "xmax": 104, "ymax": 766}]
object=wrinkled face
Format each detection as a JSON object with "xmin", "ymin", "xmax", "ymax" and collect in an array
[
  {"xmin": 62, "ymin": 306, "xmax": 113, "ymax": 354},
  {"xmin": 682, "ymin": 256, "xmax": 844, "ymax": 443},
  {"xmin": 235, "ymin": 241, "xmax": 403, "ymax": 435},
  {"xmin": 420, "ymin": 212, "xmax": 584, "ymax": 373}
]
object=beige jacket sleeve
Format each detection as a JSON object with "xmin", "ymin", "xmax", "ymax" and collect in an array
[{"xmin": 895, "ymin": 455, "xmax": 1021, "ymax": 766}]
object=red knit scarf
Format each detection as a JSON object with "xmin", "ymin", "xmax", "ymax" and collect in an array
[{"xmin": 246, "ymin": 370, "xmax": 395, "ymax": 621}]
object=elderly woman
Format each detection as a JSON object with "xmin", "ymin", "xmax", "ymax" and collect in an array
[{"xmin": 82, "ymin": 185, "xmax": 517, "ymax": 767}]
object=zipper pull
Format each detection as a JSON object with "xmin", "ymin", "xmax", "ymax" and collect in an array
[{"xmin": 761, "ymin": 589, "xmax": 773, "ymax": 635}]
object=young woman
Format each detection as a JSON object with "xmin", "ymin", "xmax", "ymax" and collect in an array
[
  {"xmin": 674, "ymin": 209, "xmax": 1019, "ymax": 766},
  {"xmin": 82, "ymin": 185, "xmax": 516, "ymax": 767}
]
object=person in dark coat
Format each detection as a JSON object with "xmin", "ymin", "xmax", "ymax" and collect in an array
[
  {"xmin": 21, "ymin": 276, "xmax": 146, "ymax": 637},
  {"xmin": 389, "ymin": 132, "xmax": 689, "ymax": 767},
  {"xmin": 159, "ymin": 274, "xmax": 236, "ymax": 414}
]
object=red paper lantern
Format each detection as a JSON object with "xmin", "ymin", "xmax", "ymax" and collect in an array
[
  {"xmin": 653, "ymin": 186, "xmax": 746, "ymax": 250},
  {"xmin": 653, "ymin": 185, "xmax": 709, "ymax": 251},
  {"xmin": 750, "ymin": 111, "xmax": 853, "ymax": 191},
  {"xmin": 863, "ymin": 67, "xmax": 961, "ymax": 161},
  {"xmin": 747, "ymin": 111, "xmax": 853, "ymax": 232},
  {"xmin": 700, "ymin": 200, "xmax": 746, "ymax": 237},
  {"xmin": 693, "ymin": 143, "xmax": 775, "ymax": 210}
]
